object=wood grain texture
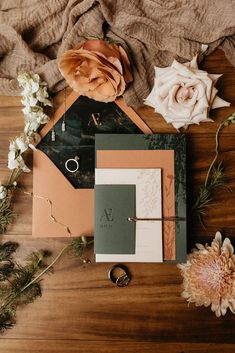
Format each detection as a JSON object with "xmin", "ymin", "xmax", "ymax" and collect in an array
[
  {"xmin": 1, "ymin": 341, "xmax": 235, "ymax": 353},
  {"xmin": 0, "ymin": 50, "xmax": 235, "ymax": 352}
]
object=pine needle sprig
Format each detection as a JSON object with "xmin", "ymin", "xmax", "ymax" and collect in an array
[
  {"xmin": 0, "ymin": 307, "xmax": 16, "ymax": 333},
  {"xmin": 0, "ymin": 241, "xmax": 19, "ymax": 262},
  {"xmin": 0, "ymin": 263, "xmax": 15, "ymax": 282},
  {"xmin": 0, "ymin": 241, "xmax": 19, "ymax": 282},
  {"xmin": 69, "ymin": 236, "xmax": 94, "ymax": 259},
  {"xmin": 0, "ymin": 236, "xmax": 93, "ymax": 334},
  {"xmin": 0, "ymin": 197, "xmax": 16, "ymax": 235},
  {"xmin": 193, "ymin": 113, "xmax": 235, "ymax": 224},
  {"xmin": 0, "ymin": 249, "xmax": 51, "ymax": 333}
]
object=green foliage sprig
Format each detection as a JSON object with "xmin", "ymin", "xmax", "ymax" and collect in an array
[
  {"xmin": 0, "ymin": 236, "xmax": 93, "ymax": 334},
  {"xmin": 192, "ymin": 112, "xmax": 235, "ymax": 225}
]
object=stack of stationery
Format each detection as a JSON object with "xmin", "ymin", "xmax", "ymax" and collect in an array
[{"xmin": 94, "ymin": 134, "xmax": 187, "ymax": 263}]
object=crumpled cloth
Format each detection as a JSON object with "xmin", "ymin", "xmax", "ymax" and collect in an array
[{"xmin": 0, "ymin": 0, "xmax": 235, "ymax": 107}]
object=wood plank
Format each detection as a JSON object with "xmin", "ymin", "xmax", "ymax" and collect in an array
[
  {"xmin": 0, "ymin": 234, "xmax": 234, "ymax": 343},
  {"xmin": 1, "ymin": 341, "xmax": 235, "ymax": 353}
]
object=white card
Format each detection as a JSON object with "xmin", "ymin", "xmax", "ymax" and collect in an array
[{"xmin": 95, "ymin": 169, "xmax": 163, "ymax": 262}]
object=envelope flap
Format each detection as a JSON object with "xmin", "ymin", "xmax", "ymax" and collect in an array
[{"xmin": 37, "ymin": 95, "xmax": 152, "ymax": 189}]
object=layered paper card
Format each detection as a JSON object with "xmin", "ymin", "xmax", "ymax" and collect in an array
[
  {"xmin": 95, "ymin": 169, "xmax": 163, "ymax": 262},
  {"xmin": 96, "ymin": 150, "xmax": 175, "ymax": 260},
  {"xmin": 94, "ymin": 185, "xmax": 136, "ymax": 254},
  {"xmin": 32, "ymin": 92, "xmax": 152, "ymax": 238},
  {"xmin": 95, "ymin": 134, "xmax": 187, "ymax": 263}
]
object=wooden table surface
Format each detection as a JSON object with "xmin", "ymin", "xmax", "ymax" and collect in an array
[{"xmin": 0, "ymin": 50, "xmax": 235, "ymax": 353}]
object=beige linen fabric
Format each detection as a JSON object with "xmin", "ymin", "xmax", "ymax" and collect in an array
[{"xmin": 0, "ymin": 0, "xmax": 234, "ymax": 106}]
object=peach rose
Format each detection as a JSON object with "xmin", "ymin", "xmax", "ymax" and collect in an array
[
  {"xmin": 58, "ymin": 39, "xmax": 133, "ymax": 103},
  {"xmin": 144, "ymin": 56, "xmax": 230, "ymax": 129}
]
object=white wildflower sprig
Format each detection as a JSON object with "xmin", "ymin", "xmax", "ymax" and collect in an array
[
  {"xmin": 7, "ymin": 73, "xmax": 52, "ymax": 176},
  {"xmin": 0, "ymin": 73, "xmax": 52, "ymax": 234}
]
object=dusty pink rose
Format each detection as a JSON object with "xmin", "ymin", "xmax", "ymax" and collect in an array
[
  {"xmin": 58, "ymin": 39, "xmax": 133, "ymax": 102},
  {"xmin": 145, "ymin": 56, "xmax": 230, "ymax": 129}
]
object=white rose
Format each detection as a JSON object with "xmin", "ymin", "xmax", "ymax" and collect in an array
[
  {"xmin": 144, "ymin": 56, "xmax": 230, "ymax": 130},
  {"xmin": 0, "ymin": 185, "xmax": 7, "ymax": 200}
]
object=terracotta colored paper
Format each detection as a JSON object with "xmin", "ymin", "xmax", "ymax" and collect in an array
[
  {"xmin": 33, "ymin": 150, "xmax": 94, "ymax": 237},
  {"xmin": 96, "ymin": 150, "xmax": 175, "ymax": 260}
]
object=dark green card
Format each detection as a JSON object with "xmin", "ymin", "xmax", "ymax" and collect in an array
[{"xmin": 94, "ymin": 185, "xmax": 136, "ymax": 254}]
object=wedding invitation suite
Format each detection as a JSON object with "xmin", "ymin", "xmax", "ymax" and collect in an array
[
  {"xmin": 96, "ymin": 150, "xmax": 175, "ymax": 260},
  {"xmin": 95, "ymin": 169, "xmax": 163, "ymax": 262},
  {"xmin": 95, "ymin": 134, "xmax": 187, "ymax": 263}
]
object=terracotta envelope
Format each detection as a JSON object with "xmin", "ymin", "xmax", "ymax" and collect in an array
[{"xmin": 32, "ymin": 92, "xmax": 152, "ymax": 238}]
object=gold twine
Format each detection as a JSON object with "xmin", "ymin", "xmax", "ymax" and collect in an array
[{"xmin": 24, "ymin": 191, "xmax": 72, "ymax": 237}]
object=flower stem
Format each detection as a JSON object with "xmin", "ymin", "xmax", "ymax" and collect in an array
[
  {"xmin": 204, "ymin": 122, "xmax": 222, "ymax": 188},
  {"xmin": 204, "ymin": 114, "xmax": 235, "ymax": 188},
  {"xmin": 21, "ymin": 245, "xmax": 68, "ymax": 292},
  {"xmin": 7, "ymin": 169, "xmax": 22, "ymax": 189}
]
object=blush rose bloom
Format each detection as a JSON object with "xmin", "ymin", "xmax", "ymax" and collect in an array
[
  {"xmin": 58, "ymin": 39, "xmax": 133, "ymax": 103},
  {"xmin": 144, "ymin": 56, "xmax": 230, "ymax": 129}
]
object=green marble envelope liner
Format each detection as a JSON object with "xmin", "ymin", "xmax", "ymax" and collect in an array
[
  {"xmin": 36, "ymin": 96, "xmax": 142, "ymax": 189},
  {"xmin": 94, "ymin": 185, "xmax": 136, "ymax": 254}
]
